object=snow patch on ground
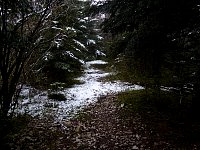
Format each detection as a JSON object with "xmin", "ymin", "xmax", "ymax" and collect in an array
[{"xmin": 16, "ymin": 60, "xmax": 144, "ymax": 122}]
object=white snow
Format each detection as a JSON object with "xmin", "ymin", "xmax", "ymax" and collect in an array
[
  {"xmin": 87, "ymin": 60, "xmax": 107, "ymax": 65},
  {"xmin": 16, "ymin": 60, "xmax": 144, "ymax": 122},
  {"xmin": 73, "ymin": 39, "xmax": 86, "ymax": 49},
  {"xmin": 65, "ymin": 51, "xmax": 78, "ymax": 59},
  {"xmin": 80, "ymin": 25, "xmax": 87, "ymax": 29},
  {"xmin": 96, "ymin": 50, "xmax": 106, "ymax": 56},
  {"xmin": 66, "ymin": 27, "xmax": 77, "ymax": 32},
  {"xmin": 97, "ymin": 35, "xmax": 104, "ymax": 40},
  {"xmin": 91, "ymin": 0, "xmax": 106, "ymax": 6},
  {"xmin": 79, "ymin": 18, "xmax": 86, "ymax": 23},
  {"xmin": 64, "ymin": 51, "xmax": 84, "ymax": 64},
  {"xmin": 87, "ymin": 39, "xmax": 96, "ymax": 45},
  {"xmin": 75, "ymin": 48, "xmax": 81, "ymax": 52},
  {"xmin": 52, "ymin": 21, "xmax": 59, "ymax": 24},
  {"xmin": 43, "ymin": 52, "xmax": 52, "ymax": 61},
  {"xmin": 54, "ymin": 40, "xmax": 61, "ymax": 48},
  {"xmin": 52, "ymin": 26, "xmax": 63, "ymax": 31},
  {"xmin": 83, "ymin": 17, "xmax": 89, "ymax": 20},
  {"xmin": 79, "ymin": 59, "xmax": 85, "ymax": 64}
]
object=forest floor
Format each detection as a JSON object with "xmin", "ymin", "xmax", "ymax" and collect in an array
[
  {"xmin": 4, "ymin": 94, "xmax": 200, "ymax": 149},
  {"xmin": 2, "ymin": 60, "xmax": 200, "ymax": 149},
  {"xmin": 3, "ymin": 95, "xmax": 167, "ymax": 149}
]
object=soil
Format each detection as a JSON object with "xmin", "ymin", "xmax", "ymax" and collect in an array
[{"xmin": 5, "ymin": 95, "xmax": 187, "ymax": 150}]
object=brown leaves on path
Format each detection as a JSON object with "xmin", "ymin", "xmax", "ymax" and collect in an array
[
  {"xmin": 8, "ymin": 95, "xmax": 175, "ymax": 149},
  {"xmin": 65, "ymin": 95, "xmax": 173, "ymax": 150}
]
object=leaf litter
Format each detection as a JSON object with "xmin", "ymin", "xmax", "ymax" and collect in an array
[
  {"xmin": 10, "ymin": 95, "xmax": 176, "ymax": 149},
  {"xmin": 10, "ymin": 60, "xmax": 180, "ymax": 149}
]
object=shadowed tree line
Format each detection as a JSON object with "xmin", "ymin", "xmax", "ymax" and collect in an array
[{"xmin": 94, "ymin": 0, "xmax": 200, "ymax": 111}]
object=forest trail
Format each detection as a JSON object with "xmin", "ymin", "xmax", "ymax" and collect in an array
[
  {"xmin": 61, "ymin": 95, "xmax": 174, "ymax": 149},
  {"xmin": 10, "ymin": 95, "xmax": 175, "ymax": 149},
  {"xmin": 9, "ymin": 60, "xmax": 198, "ymax": 149},
  {"xmin": 17, "ymin": 60, "xmax": 143, "ymax": 122}
]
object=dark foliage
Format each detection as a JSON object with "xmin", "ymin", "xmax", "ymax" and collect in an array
[
  {"xmin": 48, "ymin": 93, "xmax": 66, "ymax": 101},
  {"xmin": 99, "ymin": 0, "xmax": 200, "ymax": 108},
  {"xmin": 0, "ymin": 0, "xmax": 56, "ymax": 116}
]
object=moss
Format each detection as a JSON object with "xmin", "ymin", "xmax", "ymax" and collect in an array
[
  {"xmin": 0, "ymin": 115, "xmax": 31, "ymax": 149},
  {"xmin": 64, "ymin": 79, "xmax": 84, "ymax": 88},
  {"xmin": 90, "ymin": 63, "xmax": 108, "ymax": 71},
  {"xmin": 117, "ymin": 89, "xmax": 200, "ymax": 147},
  {"xmin": 118, "ymin": 89, "xmax": 192, "ymax": 116},
  {"xmin": 104, "ymin": 57, "xmax": 192, "ymax": 89},
  {"xmin": 75, "ymin": 111, "xmax": 91, "ymax": 122}
]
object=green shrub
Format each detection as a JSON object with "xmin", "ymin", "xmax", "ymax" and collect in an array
[
  {"xmin": 48, "ymin": 93, "xmax": 66, "ymax": 101},
  {"xmin": 118, "ymin": 89, "xmax": 193, "ymax": 122}
]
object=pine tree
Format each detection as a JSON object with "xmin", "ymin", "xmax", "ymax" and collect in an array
[{"xmin": 98, "ymin": 0, "xmax": 200, "ymax": 100}]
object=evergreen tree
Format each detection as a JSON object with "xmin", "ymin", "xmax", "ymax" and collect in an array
[
  {"xmin": 31, "ymin": 0, "xmax": 105, "ymax": 85},
  {"xmin": 98, "ymin": 0, "xmax": 200, "ymax": 100}
]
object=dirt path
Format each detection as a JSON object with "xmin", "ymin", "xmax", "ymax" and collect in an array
[
  {"xmin": 8, "ymin": 95, "xmax": 177, "ymax": 149},
  {"xmin": 5, "ymin": 59, "xmax": 200, "ymax": 149},
  {"xmin": 6, "ymin": 60, "xmax": 200, "ymax": 149},
  {"xmin": 64, "ymin": 95, "xmax": 175, "ymax": 150}
]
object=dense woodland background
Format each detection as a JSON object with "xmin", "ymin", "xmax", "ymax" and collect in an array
[
  {"xmin": 96, "ymin": 0, "xmax": 200, "ymax": 116},
  {"xmin": 1, "ymin": 0, "xmax": 200, "ymax": 149}
]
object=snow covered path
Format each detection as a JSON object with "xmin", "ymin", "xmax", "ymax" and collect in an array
[{"xmin": 17, "ymin": 60, "xmax": 143, "ymax": 122}]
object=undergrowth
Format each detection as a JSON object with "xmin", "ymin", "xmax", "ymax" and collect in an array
[
  {"xmin": 90, "ymin": 64, "xmax": 109, "ymax": 72},
  {"xmin": 0, "ymin": 115, "xmax": 31, "ymax": 149},
  {"xmin": 105, "ymin": 57, "xmax": 185, "ymax": 88},
  {"xmin": 117, "ymin": 89, "xmax": 200, "ymax": 148},
  {"xmin": 48, "ymin": 93, "xmax": 66, "ymax": 101}
]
